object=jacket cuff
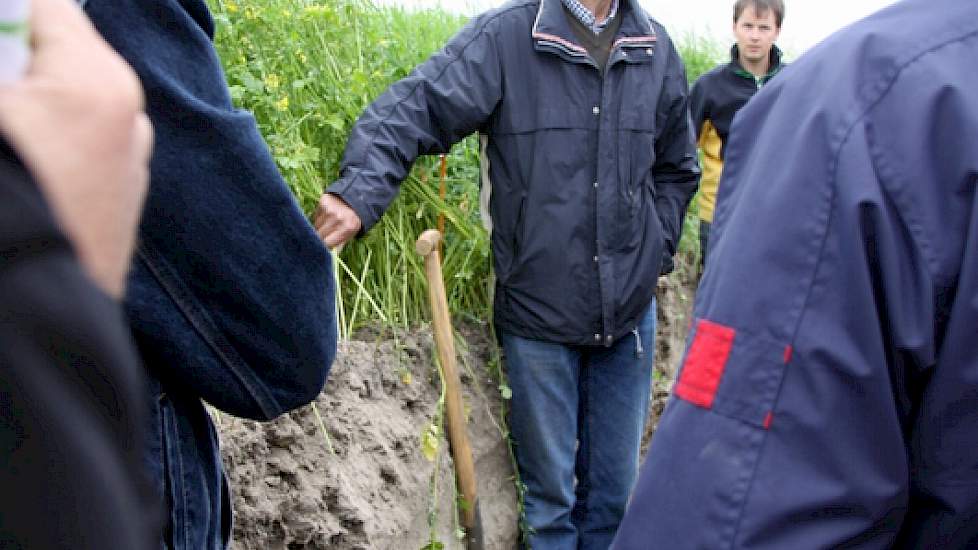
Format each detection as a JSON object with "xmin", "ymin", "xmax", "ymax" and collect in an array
[
  {"xmin": 660, "ymin": 254, "xmax": 675, "ymax": 275},
  {"xmin": 326, "ymin": 176, "xmax": 378, "ymax": 236}
]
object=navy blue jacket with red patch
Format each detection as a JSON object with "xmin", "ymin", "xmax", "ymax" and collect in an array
[{"xmin": 612, "ymin": 0, "xmax": 978, "ymax": 548}]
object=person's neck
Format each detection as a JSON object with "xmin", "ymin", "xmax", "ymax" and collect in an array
[
  {"xmin": 739, "ymin": 51, "xmax": 771, "ymax": 78},
  {"xmin": 579, "ymin": 0, "xmax": 613, "ymax": 24}
]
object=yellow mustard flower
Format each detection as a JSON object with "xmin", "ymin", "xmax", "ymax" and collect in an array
[
  {"xmin": 225, "ymin": 0, "xmax": 238, "ymax": 13},
  {"xmin": 275, "ymin": 96, "xmax": 290, "ymax": 111},
  {"xmin": 264, "ymin": 74, "xmax": 281, "ymax": 90}
]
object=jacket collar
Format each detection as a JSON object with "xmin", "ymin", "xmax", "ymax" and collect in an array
[
  {"xmin": 729, "ymin": 44, "xmax": 784, "ymax": 81},
  {"xmin": 532, "ymin": 0, "xmax": 656, "ymax": 58}
]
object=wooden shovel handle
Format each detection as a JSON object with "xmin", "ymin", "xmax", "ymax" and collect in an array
[{"xmin": 415, "ymin": 229, "xmax": 480, "ymax": 530}]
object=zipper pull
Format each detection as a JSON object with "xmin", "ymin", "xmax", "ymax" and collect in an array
[{"xmin": 633, "ymin": 327, "xmax": 644, "ymax": 358}]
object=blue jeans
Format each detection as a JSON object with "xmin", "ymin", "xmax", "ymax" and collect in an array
[{"xmin": 501, "ymin": 299, "xmax": 656, "ymax": 550}]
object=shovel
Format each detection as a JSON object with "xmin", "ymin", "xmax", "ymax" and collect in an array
[{"xmin": 416, "ymin": 229, "xmax": 485, "ymax": 550}]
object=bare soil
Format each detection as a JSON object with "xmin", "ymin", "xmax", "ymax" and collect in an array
[{"xmin": 218, "ymin": 271, "xmax": 696, "ymax": 550}]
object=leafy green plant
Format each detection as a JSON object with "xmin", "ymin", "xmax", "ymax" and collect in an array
[{"xmin": 209, "ymin": 0, "xmax": 486, "ymax": 340}]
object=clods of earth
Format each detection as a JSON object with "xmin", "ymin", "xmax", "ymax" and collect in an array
[{"xmin": 217, "ymin": 273, "xmax": 695, "ymax": 549}]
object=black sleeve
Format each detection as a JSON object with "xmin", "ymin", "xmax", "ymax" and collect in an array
[
  {"xmin": 327, "ymin": 12, "xmax": 503, "ymax": 232},
  {"xmin": 0, "ymin": 143, "xmax": 155, "ymax": 549},
  {"xmin": 652, "ymin": 30, "xmax": 701, "ymax": 274},
  {"xmin": 85, "ymin": 0, "xmax": 337, "ymax": 420},
  {"xmin": 688, "ymin": 75, "xmax": 709, "ymax": 140}
]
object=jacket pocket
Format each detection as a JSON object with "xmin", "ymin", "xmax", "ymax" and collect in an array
[
  {"xmin": 512, "ymin": 193, "xmax": 527, "ymax": 266},
  {"xmin": 617, "ymin": 131, "xmax": 657, "ymax": 235},
  {"xmin": 495, "ymin": 192, "xmax": 526, "ymax": 285},
  {"xmin": 675, "ymin": 320, "xmax": 789, "ymax": 428}
]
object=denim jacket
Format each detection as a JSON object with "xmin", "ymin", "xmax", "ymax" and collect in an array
[{"xmin": 84, "ymin": 2, "xmax": 337, "ymax": 548}]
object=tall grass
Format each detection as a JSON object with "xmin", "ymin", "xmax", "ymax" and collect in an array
[
  {"xmin": 679, "ymin": 30, "xmax": 726, "ymax": 85},
  {"xmin": 209, "ymin": 0, "xmax": 485, "ymax": 339}
]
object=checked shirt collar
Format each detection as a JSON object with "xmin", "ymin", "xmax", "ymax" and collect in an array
[{"xmin": 561, "ymin": 0, "xmax": 619, "ymax": 34}]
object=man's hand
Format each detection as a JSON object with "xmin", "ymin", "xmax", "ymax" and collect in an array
[
  {"xmin": 0, "ymin": 0, "xmax": 152, "ymax": 299},
  {"xmin": 314, "ymin": 193, "xmax": 362, "ymax": 249}
]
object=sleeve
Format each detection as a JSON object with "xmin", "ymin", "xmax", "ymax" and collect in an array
[
  {"xmin": 614, "ymin": 43, "xmax": 978, "ymax": 548},
  {"xmin": 0, "ymin": 145, "xmax": 154, "ymax": 549},
  {"xmin": 690, "ymin": 74, "xmax": 722, "ymax": 223},
  {"xmin": 327, "ymin": 14, "xmax": 504, "ymax": 233},
  {"xmin": 866, "ymin": 40, "xmax": 978, "ymax": 546},
  {"xmin": 688, "ymin": 75, "xmax": 709, "ymax": 140},
  {"xmin": 651, "ymin": 31, "xmax": 700, "ymax": 273},
  {"xmin": 85, "ymin": 0, "xmax": 337, "ymax": 420}
]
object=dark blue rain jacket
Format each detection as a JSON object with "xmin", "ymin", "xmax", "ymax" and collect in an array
[
  {"xmin": 84, "ymin": 1, "xmax": 337, "ymax": 548},
  {"xmin": 613, "ymin": 0, "xmax": 978, "ymax": 548},
  {"xmin": 329, "ymin": 0, "xmax": 699, "ymax": 346}
]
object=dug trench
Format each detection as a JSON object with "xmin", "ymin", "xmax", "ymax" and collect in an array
[{"xmin": 217, "ymin": 272, "xmax": 696, "ymax": 550}]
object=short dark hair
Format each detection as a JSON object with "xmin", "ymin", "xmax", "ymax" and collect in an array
[{"xmin": 733, "ymin": 0, "xmax": 785, "ymax": 28}]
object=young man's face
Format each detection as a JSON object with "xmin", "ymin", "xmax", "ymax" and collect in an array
[{"xmin": 733, "ymin": 6, "xmax": 780, "ymax": 65}]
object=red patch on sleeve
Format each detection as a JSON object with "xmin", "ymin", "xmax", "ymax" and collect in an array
[
  {"xmin": 674, "ymin": 320, "xmax": 736, "ymax": 409},
  {"xmin": 783, "ymin": 345, "xmax": 793, "ymax": 364},
  {"xmin": 763, "ymin": 411, "xmax": 774, "ymax": 430}
]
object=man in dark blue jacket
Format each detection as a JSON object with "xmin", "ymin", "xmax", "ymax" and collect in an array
[
  {"xmin": 612, "ymin": 0, "xmax": 978, "ymax": 548},
  {"xmin": 315, "ymin": 0, "xmax": 699, "ymax": 547},
  {"xmin": 81, "ymin": 1, "xmax": 339, "ymax": 548}
]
